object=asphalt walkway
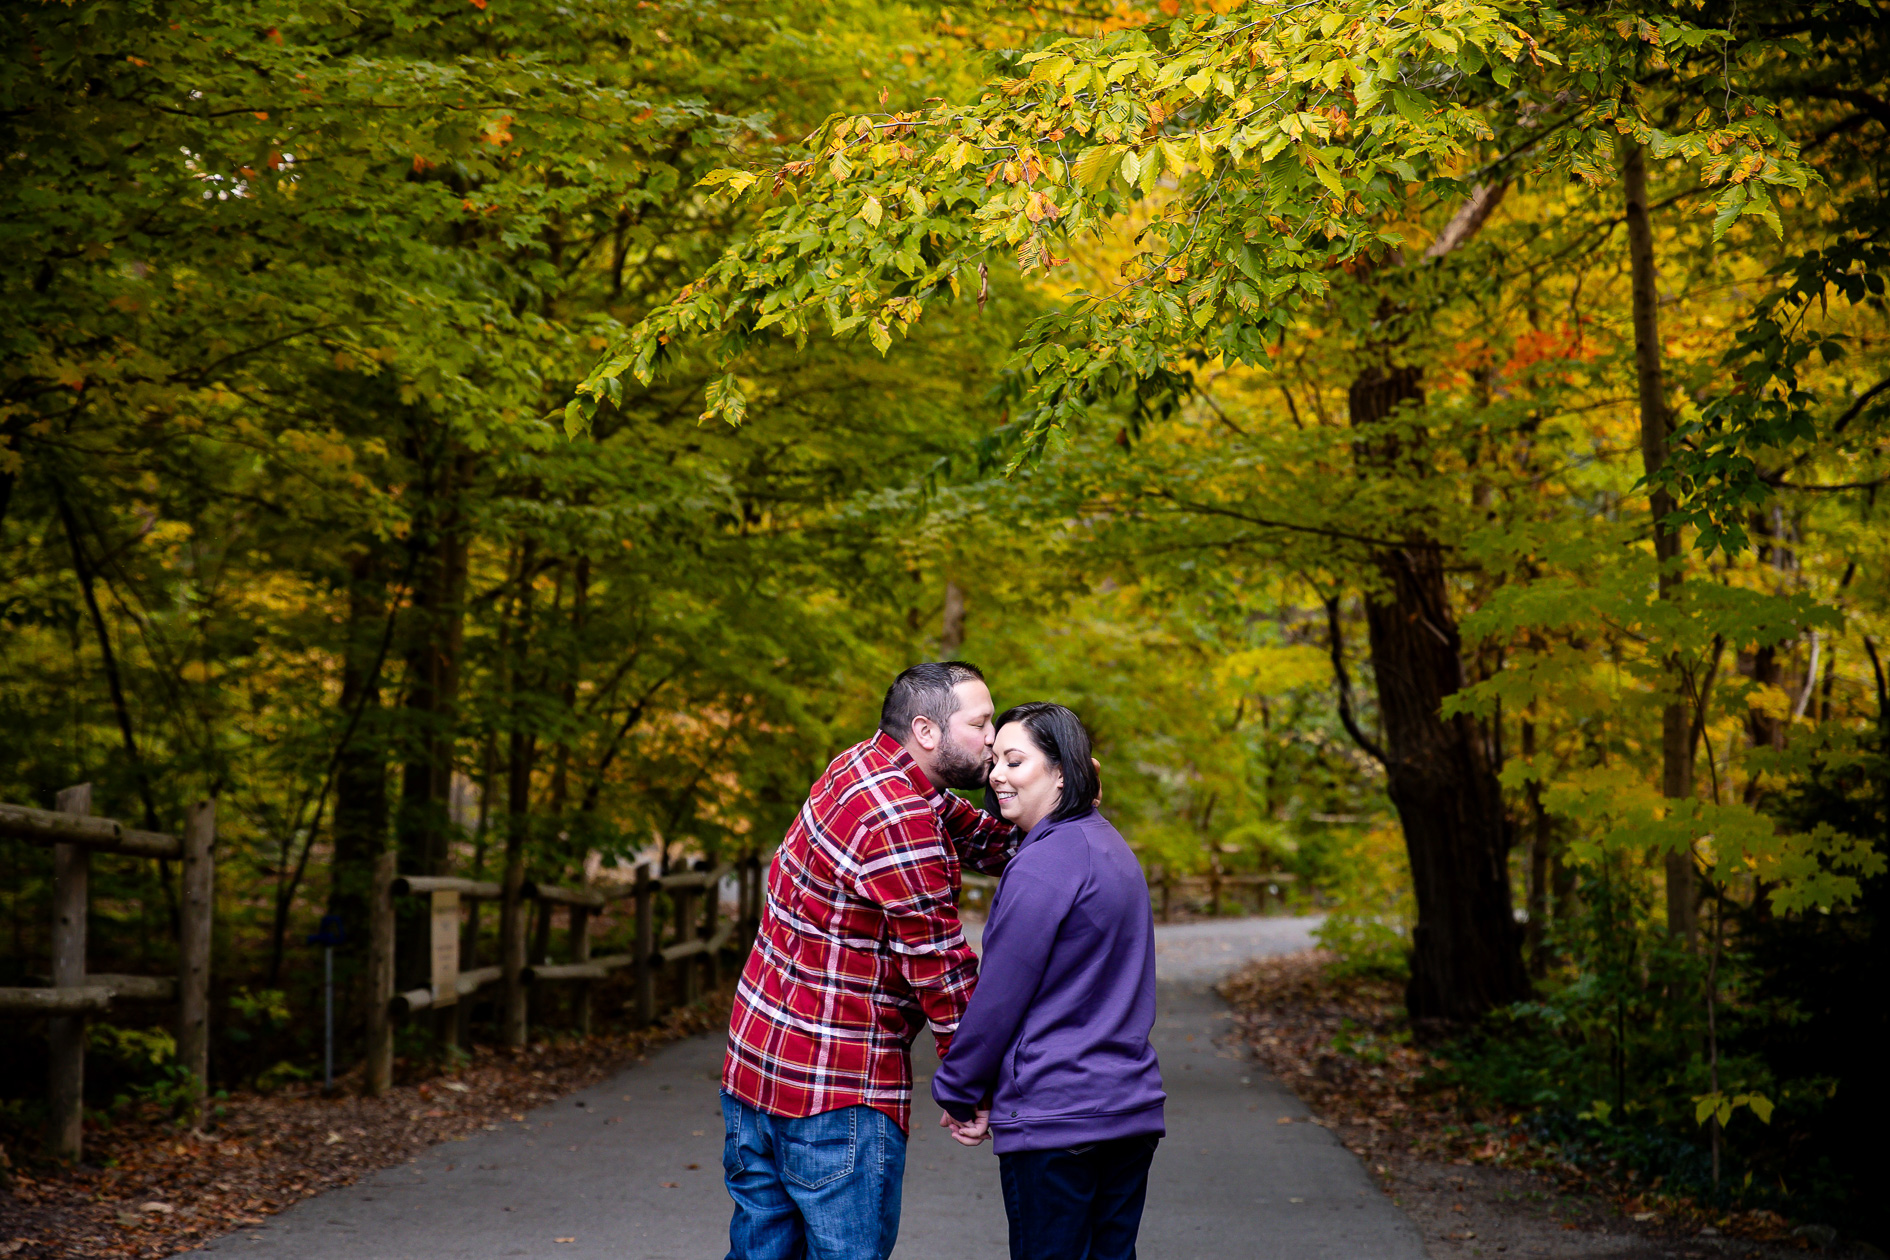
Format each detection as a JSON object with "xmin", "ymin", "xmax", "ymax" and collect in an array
[{"xmin": 206, "ymin": 916, "xmax": 1426, "ymax": 1259}]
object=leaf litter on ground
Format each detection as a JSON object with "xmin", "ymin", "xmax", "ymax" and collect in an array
[
  {"xmin": 0, "ymin": 995, "xmax": 729, "ymax": 1259},
  {"xmin": 1219, "ymin": 951, "xmax": 1828, "ymax": 1259}
]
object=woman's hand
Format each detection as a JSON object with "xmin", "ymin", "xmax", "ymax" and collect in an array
[{"xmin": 938, "ymin": 1107, "xmax": 992, "ymax": 1146}]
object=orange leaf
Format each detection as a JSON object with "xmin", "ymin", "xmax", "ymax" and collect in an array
[{"xmin": 266, "ymin": 27, "xmax": 283, "ymax": 44}]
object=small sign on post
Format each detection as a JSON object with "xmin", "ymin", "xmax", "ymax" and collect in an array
[{"xmin": 430, "ymin": 890, "xmax": 460, "ymax": 1007}]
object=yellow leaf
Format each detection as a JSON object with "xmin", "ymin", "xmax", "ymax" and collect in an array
[{"xmin": 1073, "ymin": 145, "xmax": 1125, "ymax": 190}]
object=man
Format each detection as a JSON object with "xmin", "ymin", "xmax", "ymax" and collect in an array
[{"xmin": 720, "ymin": 660, "xmax": 1017, "ymax": 1260}]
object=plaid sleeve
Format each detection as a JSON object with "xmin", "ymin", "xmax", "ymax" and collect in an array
[
  {"xmin": 931, "ymin": 788, "xmax": 1018, "ymax": 877},
  {"xmin": 847, "ymin": 804, "xmax": 980, "ymax": 1055}
]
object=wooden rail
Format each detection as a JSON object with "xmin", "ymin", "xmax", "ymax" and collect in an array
[
  {"xmin": 0, "ymin": 986, "xmax": 115, "ymax": 1015},
  {"xmin": 0, "ymin": 787, "xmax": 215, "ymax": 1163},
  {"xmin": 392, "ymin": 875, "xmax": 503, "ymax": 899},
  {"xmin": 363, "ymin": 856, "xmax": 764, "ymax": 1094},
  {"xmin": 0, "ymin": 802, "xmax": 183, "ymax": 859}
]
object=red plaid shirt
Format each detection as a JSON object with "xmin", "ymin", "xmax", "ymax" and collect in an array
[{"xmin": 723, "ymin": 731, "xmax": 1016, "ymax": 1133}]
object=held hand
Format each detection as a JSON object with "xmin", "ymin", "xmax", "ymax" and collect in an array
[{"xmin": 948, "ymin": 1109, "xmax": 992, "ymax": 1147}]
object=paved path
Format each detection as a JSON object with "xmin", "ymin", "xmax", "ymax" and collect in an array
[{"xmin": 207, "ymin": 915, "xmax": 1425, "ymax": 1259}]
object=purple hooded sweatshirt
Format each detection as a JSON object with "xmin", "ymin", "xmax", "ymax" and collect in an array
[{"xmin": 930, "ymin": 807, "xmax": 1165, "ymax": 1154}]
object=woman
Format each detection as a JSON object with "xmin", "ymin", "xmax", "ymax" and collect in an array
[{"xmin": 931, "ymin": 702, "xmax": 1164, "ymax": 1260}]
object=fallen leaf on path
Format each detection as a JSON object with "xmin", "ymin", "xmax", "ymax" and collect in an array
[
  {"xmin": 660, "ymin": 1182, "xmax": 679, "ymax": 1189},
  {"xmin": 554, "ymin": 1238, "xmax": 575, "ymax": 1244}
]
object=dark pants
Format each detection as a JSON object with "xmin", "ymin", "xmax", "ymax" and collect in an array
[{"xmin": 997, "ymin": 1135, "xmax": 1159, "ymax": 1260}]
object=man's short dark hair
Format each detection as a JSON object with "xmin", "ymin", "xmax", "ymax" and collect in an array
[{"xmin": 878, "ymin": 661, "xmax": 987, "ymax": 742}]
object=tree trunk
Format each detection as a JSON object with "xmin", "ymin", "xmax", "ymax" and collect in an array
[
  {"xmin": 328, "ymin": 549, "xmax": 389, "ymax": 955},
  {"xmin": 395, "ymin": 447, "xmax": 471, "ymax": 988},
  {"xmin": 1349, "ymin": 364, "xmax": 1530, "ymax": 1027},
  {"xmin": 1623, "ymin": 137, "xmax": 1698, "ymax": 944},
  {"xmin": 397, "ymin": 488, "xmax": 470, "ymax": 880},
  {"xmin": 940, "ymin": 581, "xmax": 967, "ymax": 658},
  {"xmin": 1521, "ymin": 715, "xmax": 1553, "ymax": 976},
  {"xmin": 500, "ymin": 538, "xmax": 539, "ymax": 1047}
]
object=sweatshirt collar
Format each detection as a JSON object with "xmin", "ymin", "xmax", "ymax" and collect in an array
[{"xmin": 1020, "ymin": 807, "xmax": 1098, "ymax": 850}]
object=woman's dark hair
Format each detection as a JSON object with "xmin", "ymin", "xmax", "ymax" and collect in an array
[{"xmin": 983, "ymin": 702, "xmax": 1099, "ymax": 824}]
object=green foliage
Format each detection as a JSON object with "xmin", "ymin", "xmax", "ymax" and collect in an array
[
  {"xmin": 575, "ymin": 0, "xmax": 1817, "ymax": 459},
  {"xmin": 86, "ymin": 1023, "xmax": 200, "ymax": 1120},
  {"xmin": 1310, "ymin": 819, "xmax": 1414, "ymax": 980}
]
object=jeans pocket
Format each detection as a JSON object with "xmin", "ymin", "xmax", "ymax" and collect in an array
[
  {"xmin": 781, "ymin": 1107, "xmax": 858, "ymax": 1190},
  {"xmin": 720, "ymin": 1093, "xmax": 747, "ymax": 1176}
]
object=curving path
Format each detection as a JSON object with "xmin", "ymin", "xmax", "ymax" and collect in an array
[{"xmin": 205, "ymin": 915, "xmax": 1425, "ymax": 1259}]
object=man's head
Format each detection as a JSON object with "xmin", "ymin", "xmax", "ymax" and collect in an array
[{"xmin": 879, "ymin": 661, "xmax": 995, "ymax": 790}]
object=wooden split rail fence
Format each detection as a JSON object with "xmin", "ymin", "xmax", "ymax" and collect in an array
[
  {"xmin": 0, "ymin": 788, "xmax": 215, "ymax": 1162},
  {"xmin": 362, "ymin": 853, "xmax": 765, "ymax": 1095}
]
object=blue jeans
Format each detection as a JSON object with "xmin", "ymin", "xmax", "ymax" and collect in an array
[
  {"xmin": 721, "ymin": 1093, "xmax": 906, "ymax": 1260},
  {"xmin": 997, "ymin": 1135, "xmax": 1159, "ymax": 1260}
]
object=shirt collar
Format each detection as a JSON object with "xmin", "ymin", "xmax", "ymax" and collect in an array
[
  {"xmin": 870, "ymin": 730, "xmax": 936, "ymax": 797},
  {"xmin": 1021, "ymin": 807, "xmax": 1095, "ymax": 849}
]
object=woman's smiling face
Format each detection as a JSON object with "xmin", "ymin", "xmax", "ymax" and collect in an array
[{"xmin": 988, "ymin": 722, "xmax": 1064, "ymax": 833}]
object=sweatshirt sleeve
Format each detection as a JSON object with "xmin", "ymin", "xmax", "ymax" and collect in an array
[{"xmin": 930, "ymin": 857, "xmax": 1078, "ymax": 1121}]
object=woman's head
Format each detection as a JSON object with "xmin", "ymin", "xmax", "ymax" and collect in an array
[{"xmin": 984, "ymin": 702, "xmax": 1099, "ymax": 833}]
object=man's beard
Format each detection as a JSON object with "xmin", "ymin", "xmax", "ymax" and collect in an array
[{"xmin": 931, "ymin": 739, "xmax": 990, "ymax": 791}]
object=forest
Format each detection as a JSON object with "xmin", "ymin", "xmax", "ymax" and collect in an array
[{"xmin": 2, "ymin": 0, "xmax": 1885, "ymax": 1247}]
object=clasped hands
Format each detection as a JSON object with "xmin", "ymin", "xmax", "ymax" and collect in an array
[{"xmin": 938, "ymin": 1108, "xmax": 992, "ymax": 1147}]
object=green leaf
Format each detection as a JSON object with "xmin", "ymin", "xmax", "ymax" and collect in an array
[
  {"xmin": 700, "ymin": 374, "xmax": 746, "ymax": 427},
  {"xmin": 1073, "ymin": 145, "xmax": 1125, "ymax": 191}
]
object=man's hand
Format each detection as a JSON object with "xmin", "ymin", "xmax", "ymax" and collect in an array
[{"xmin": 938, "ymin": 1107, "xmax": 991, "ymax": 1146}]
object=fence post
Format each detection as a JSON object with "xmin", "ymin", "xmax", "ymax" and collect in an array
[
  {"xmin": 178, "ymin": 799, "xmax": 215, "ymax": 1125},
  {"xmin": 745, "ymin": 855, "xmax": 764, "ymax": 947},
  {"xmin": 1209, "ymin": 859, "xmax": 1222, "ymax": 918},
  {"xmin": 47, "ymin": 783, "xmax": 91, "ymax": 1161},
  {"xmin": 365, "ymin": 850, "xmax": 396, "ymax": 1095},
  {"xmin": 430, "ymin": 889, "xmax": 460, "ymax": 1053},
  {"xmin": 675, "ymin": 885, "xmax": 699, "ymax": 1006},
  {"xmin": 704, "ymin": 871, "xmax": 721, "ymax": 992},
  {"xmin": 572, "ymin": 901, "xmax": 592, "ymax": 1037},
  {"xmin": 633, "ymin": 863, "xmax": 655, "ymax": 1028},
  {"xmin": 499, "ymin": 852, "xmax": 528, "ymax": 1048},
  {"xmin": 1158, "ymin": 866, "xmax": 1172, "ymax": 923}
]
